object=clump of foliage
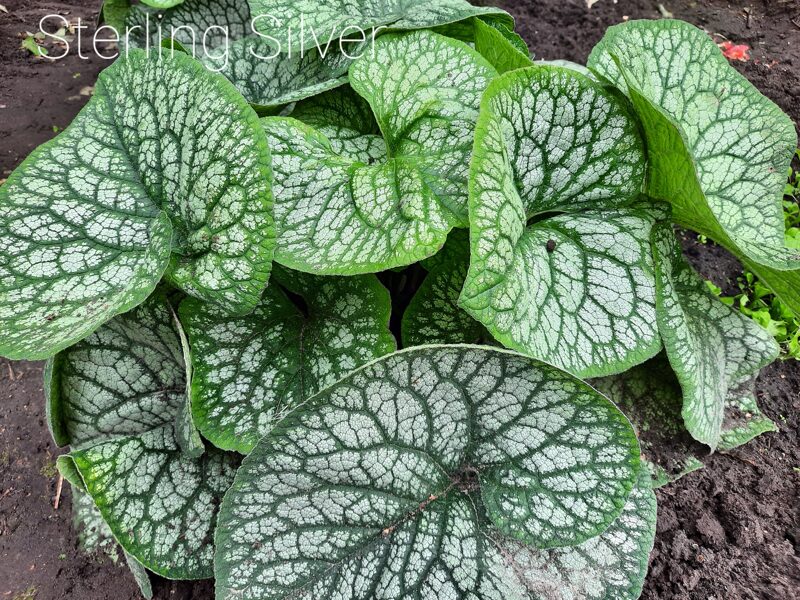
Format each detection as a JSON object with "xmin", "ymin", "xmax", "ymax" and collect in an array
[{"xmin": 1, "ymin": 0, "xmax": 797, "ymax": 598}]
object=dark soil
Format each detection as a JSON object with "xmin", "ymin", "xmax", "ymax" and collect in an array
[{"xmin": 1, "ymin": 1, "xmax": 799, "ymax": 599}]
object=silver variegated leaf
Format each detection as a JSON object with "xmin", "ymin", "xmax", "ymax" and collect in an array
[
  {"xmin": 460, "ymin": 65, "xmax": 658, "ymax": 378},
  {"xmin": 0, "ymin": 49, "xmax": 274, "ymax": 360},
  {"xmin": 268, "ymin": 31, "xmax": 497, "ymax": 274},
  {"xmin": 651, "ymin": 224, "xmax": 779, "ymax": 449},
  {"xmin": 588, "ymin": 19, "xmax": 799, "ymax": 272},
  {"xmin": 47, "ymin": 293, "xmax": 240, "ymax": 579},
  {"xmin": 248, "ymin": 0, "xmax": 512, "ymax": 53},
  {"xmin": 215, "ymin": 345, "xmax": 643, "ymax": 599},
  {"xmin": 179, "ymin": 266, "xmax": 395, "ymax": 454}
]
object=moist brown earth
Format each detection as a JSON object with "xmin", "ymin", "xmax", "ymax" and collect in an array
[{"xmin": 1, "ymin": 0, "xmax": 799, "ymax": 598}]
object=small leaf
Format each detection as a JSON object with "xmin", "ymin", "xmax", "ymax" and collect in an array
[
  {"xmin": 249, "ymin": 0, "xmax": 513, "ymax": 53},
  {"xmin": 588, "ymin": 19, "xmax": 800, "ymax": 271},
  {"xmin": 268, "ymin": 32, "xmax": 497, "ymax": 274},
  {"xmin": 215, "ymin": 346, "xmax": 641, "ymax": 599},
  {"xmin": 651, "ymin": 224, "xmax": 779, "ymax": 448},
  {"xmin": 473, "ymin": 17, "xmax": 532, "ymax": 74},
  {"xmin": 179, "ymin": 266, "xmax": 396, "ymax": 454},
  {"xmin": 0, "ymin": 49, "xmax": 274, "ymax": 359},
  {"xmin": 47, "ymin": 293, "xmax": 240, "ymax": 579},
  {"xmin": 21, "ymin": 35, "xmax": 48, "ymax": 57},
  {"xmin": 100, "ymin": 0, "xmax": 131, "ymax": 32},
  {"xmin": 139, "ymin": 0, "xmax": 185, "ymax": 8}
]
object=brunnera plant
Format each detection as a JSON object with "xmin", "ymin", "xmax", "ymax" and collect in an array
[{"xmin": 0, "ymin": 0, "xmax": 797, "ymax": 598}]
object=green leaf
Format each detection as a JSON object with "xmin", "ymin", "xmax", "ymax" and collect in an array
[
  {"xmin": 740, "ymin": 261, "xmax": 800, "ymax": 318},
  {"xmin": 126, "ymin": 0, "xmax": 251, "ymax": 50},
  {"xmin": 473, "ymin": 17, "xmax": 532, "ymax": 74},
  {"xmin": 401, "ymin": 230, "xmax": 490, "ymax": 346},
  {"xmin": 651, "ymin": 224, "xmax": 779, "ymax": 448},
  {"xmin": 140, "ymin": 0, "xmax": 184, "ymax": 7},
  {"xmin": 21, "ymin": 35, "xmax": 48, "ymax": 57},
  {"xmin": 249, "ymin": 0, "xmax": 512, "ymax": 53},
  {"xmin": 588, "ymin": 19, "xmax": 800, "ymax": 271},
  {"xmin": 47, "ymin": 293, "xmax": 240, "ymax": 579},
  {"xmin": 100, "ymin": 0, "xmax": 131, "ymax": 31},
  {"xmin": 268, "ymin": 31, "xmax": 497, "ymax": 274},
  {"xmin": 179, "ymin": 266, "xmax": 396, "ymax": 454},
  {"xmin": 215, "ymin": 345, "xmax": 641, "ymax": 599},
  {"xmin": 0, "ymin": 49, "xmax": 274, "ymax": 360},
  {"xmin": 201, "ymin": 37, "xmax": 354, "ymax": 113},
  {"xmin": 480, "ymin": 471, "xmax": 656, "ymax": 600}
]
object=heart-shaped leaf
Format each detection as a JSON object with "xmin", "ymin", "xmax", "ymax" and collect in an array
[
  {"xmin": 0, "ymin": 49, "xmax": 274, "ymax": 360},
  {"xmin": 651, "ymin": 224, "xmax": 778, "ymax": 449},
  {"xmin": 460, "ymin": 66, "xmax": 658, "ymax": 378},
  {"xmin": 215, "ymin": 346, "xmax": 642, "ymax": 599},
  {"xmin": 588, "ymin": 19, "xmax": 800, "ymax": 271},
  {"xmin": 267, "ymin": 31, "xmax": 497, "ymax": 274},
  {"xmin": 179, "ymin": 266, "xmax": 396, "ymax": 454},
  {"xmin": 47, "ymin": 293, "xmax": 240, "ymax": 579},
  {"xmin": 401, "ymin": 230, "xmax": 490, "ymax": 346},
  {"xmin": 249, "ymin": 0, "xmax": 512, "ymax": 53}
]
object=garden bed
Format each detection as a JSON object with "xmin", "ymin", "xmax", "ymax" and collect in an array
[{"xmin": 0, "ymin": 1, "xmax": 797, "ymax": 598}]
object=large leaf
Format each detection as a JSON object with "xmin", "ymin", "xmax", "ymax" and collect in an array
[
  {"xmin": 651, "ymin": 224, "xmax": 779, "ymax": 449},
  {"xmin": 126, "ymin": 0, "xmax": 354, "ymax": 112},
  {"xmin": 267, "ymin": 31, "xmax": 497, "ymax": 274},
  {"xmin": 0, "ymin": 49, "xmax": 274, "ymax": 360},
  {"xmin": 179, "ymin": 267, "xmax": 396, "ymax": 454},
  {"xmin": 460, "ymin": 66, "xmax": 657, "ymax": 378},
  {"xmin": 594, "ymin": 354, "xmax": 776, "ymax": 488},
  {"xmin": 480, "ymin": 471, "xmax": 656, "ymax": 600},
  {"xmin": 401, "ymin": 230, "xmax": 490, "ymax": 346},
  {"xmin": 249, "ymin": 0, "xmax": 512, "ymax": 53},
  {"xmin": 126, "ymin": 0, "xmax": 251, "ymax": 49},
  {"xmin": 588, "ymin": 19, "xmax": 800, "ymax": 271},
  {"xmin": 47, "ymin": 294, "xmax": 240, "ymax": 579},
  {"xmin": 215, "ymin": 346, "xmax": 642, "ymax": 599}
]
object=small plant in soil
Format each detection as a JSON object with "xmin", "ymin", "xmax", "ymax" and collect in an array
[{"xmin": 0, "ymin": 0, "xmax": 797, "ymax": 598}]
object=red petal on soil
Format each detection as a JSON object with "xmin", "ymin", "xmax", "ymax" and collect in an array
[{"xmin": 718, "ymin": 40, "xmax": 751, "ymax": 61}]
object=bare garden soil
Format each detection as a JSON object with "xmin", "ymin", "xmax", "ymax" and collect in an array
[{"xmin": 1, "ymin": 1, "xmax": 798, "ymax": 598}]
